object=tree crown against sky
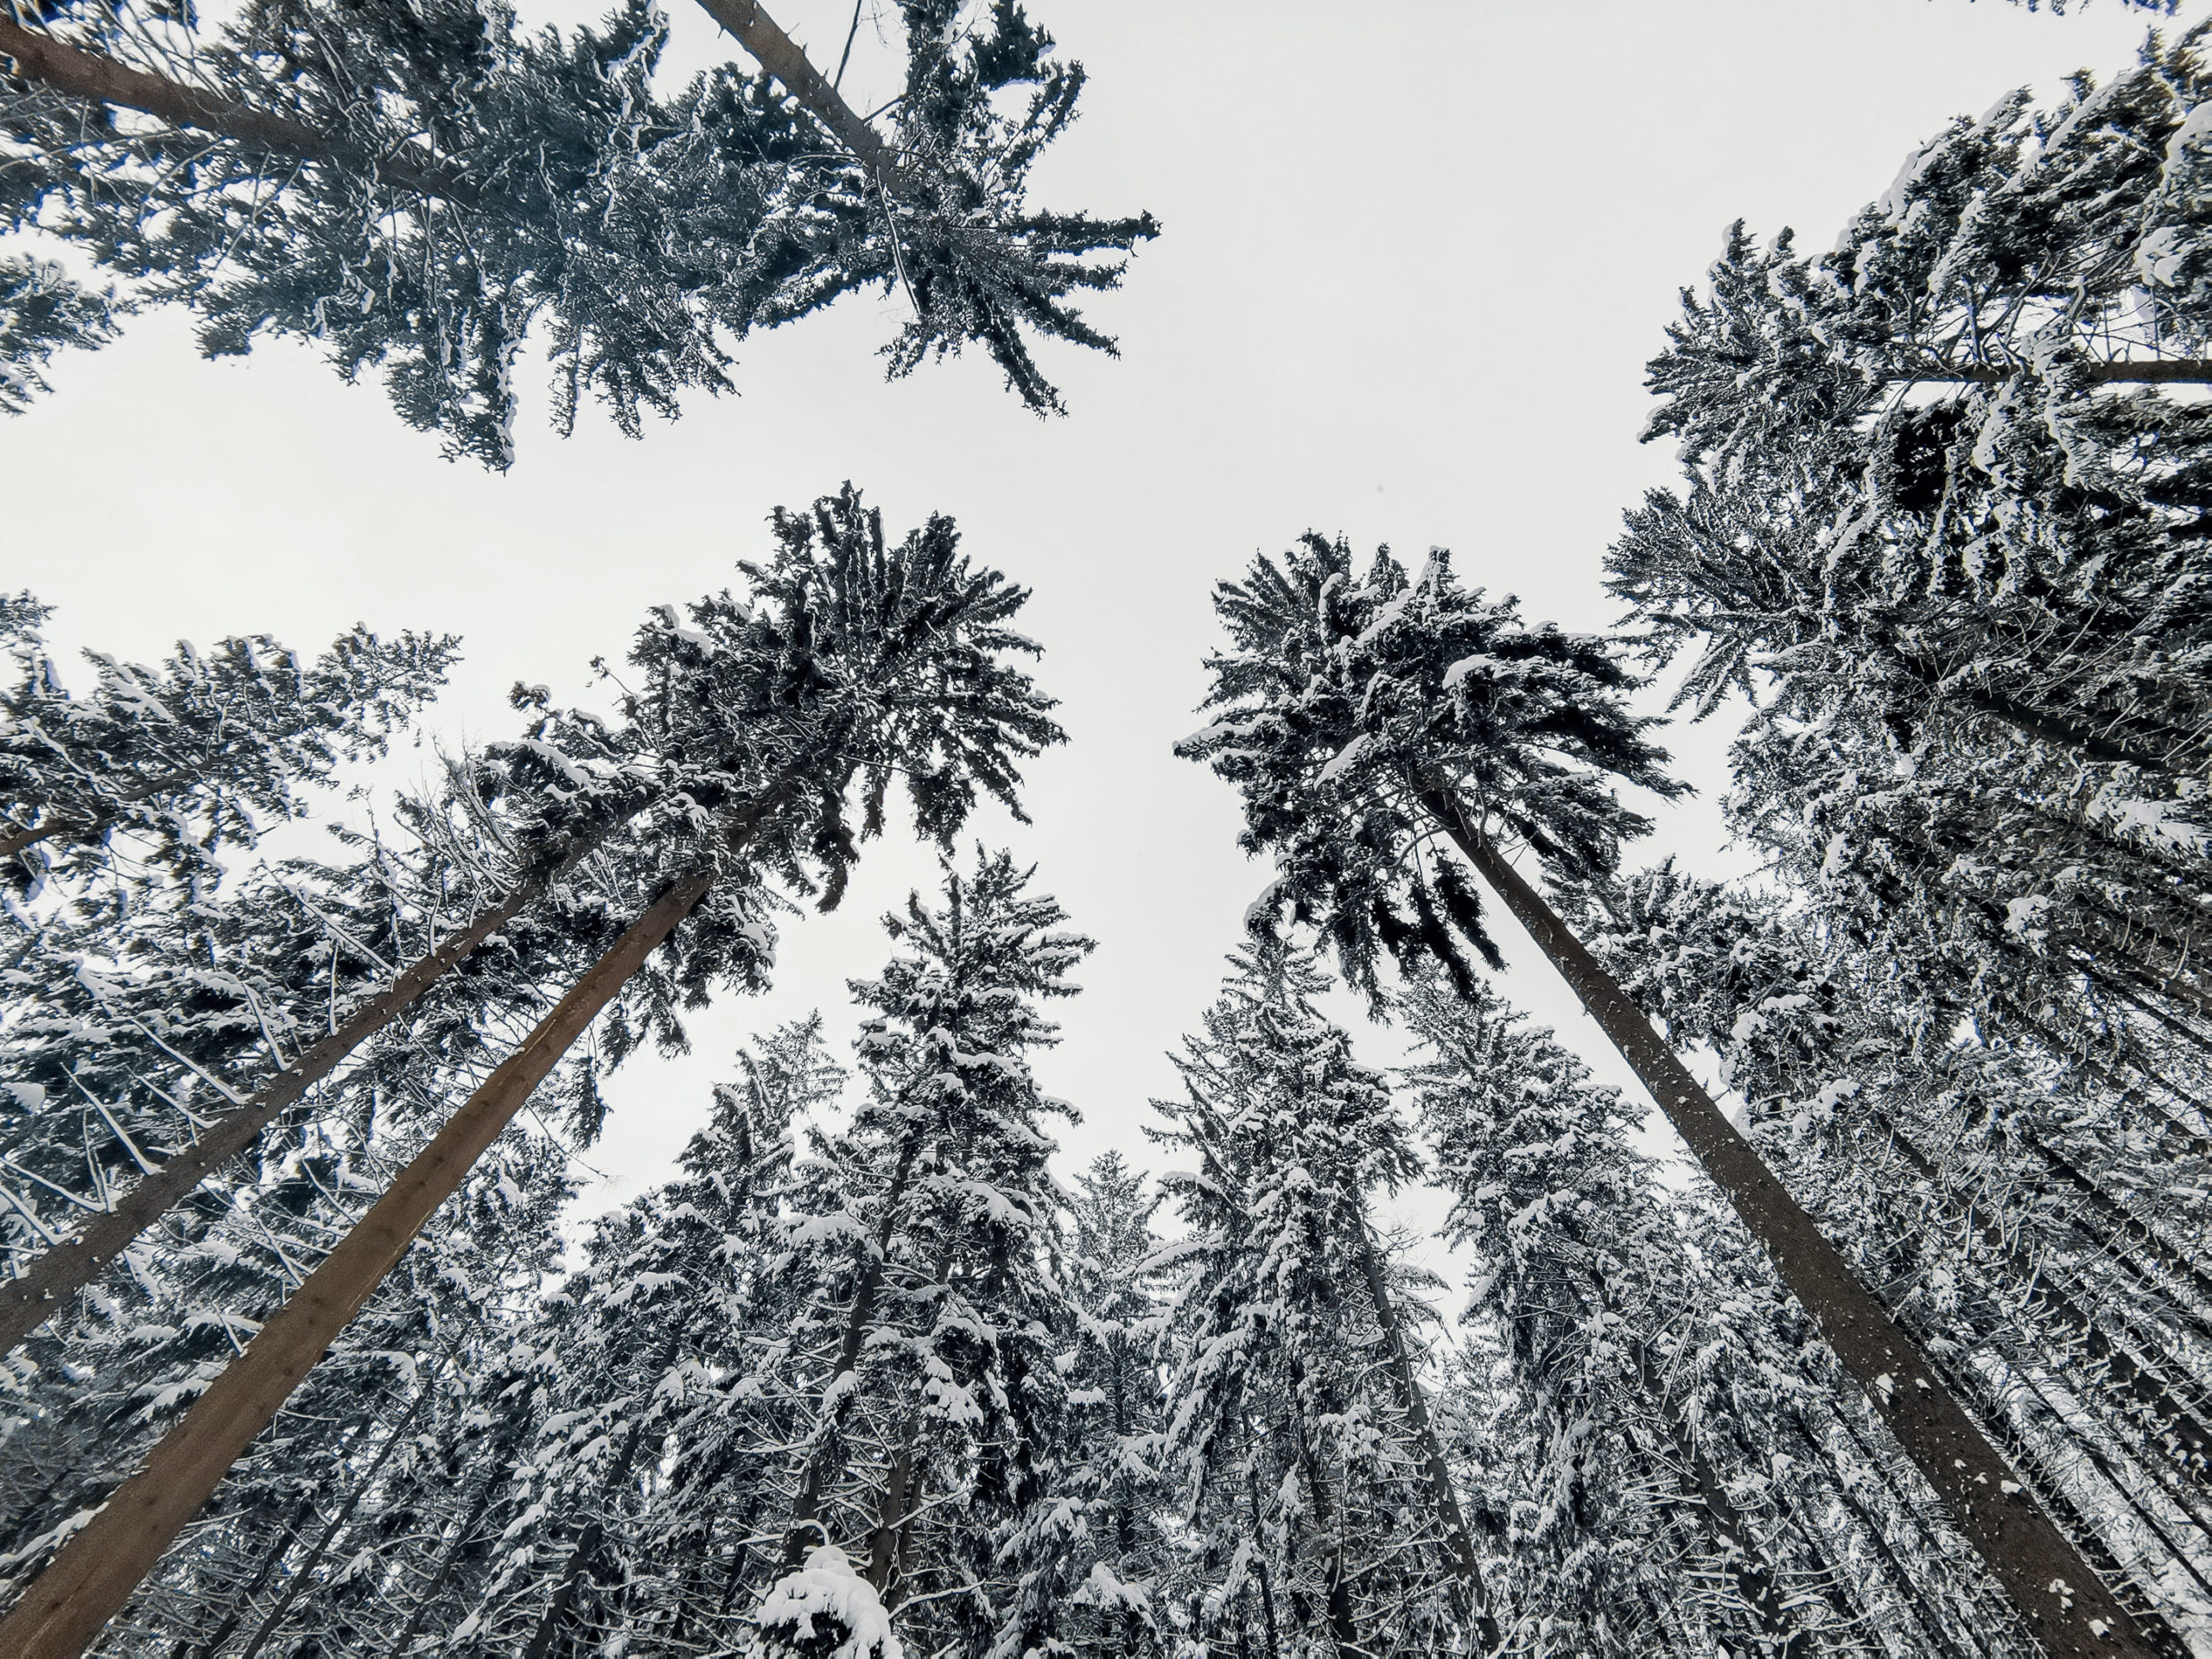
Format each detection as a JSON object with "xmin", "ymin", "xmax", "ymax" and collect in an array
[
  {"xmin": 1177, "ymin": 533, "xmax": 1682, "ymax": 1002},
  {"xmin": 0, "ymin": 0, "xmax": 1155, "ymax": 464}
]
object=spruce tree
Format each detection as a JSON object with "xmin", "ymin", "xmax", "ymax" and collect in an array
[
  {"xmin": 1, "ymin": 0, "xmax": 1154, "ymax": 463},
  {"xmin": 0, "ymin": 490, "xmax": 1065, "ymax": 1656},
  {"xmin": 1151, "ymin": 944, "xmax": 1477, "ymax": 1656},
  {"xmin": 1178, "ymin": 531, "xmax": 2163, "ymax": 1656},
  {"xmin": 1055, "ymin": 1151, "xmax": 1172, "ymax": 1656},
  {"xmin": 1611, "ymin": 41, "xmax": 2212, "ymax": 1116},
  {"xmin": 753, "ymin": 849, "xmax": 1091, "ymax": 1658},
  {"xmin": 1571, "ymin": 862, "xmax": 2212, "ymax": 1644}
]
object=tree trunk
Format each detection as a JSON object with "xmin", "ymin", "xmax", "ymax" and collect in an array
[
  {"xmin": 863, "ymin": 1436, "xmax": 915, "ymax": 1596},
  {"xmin": 780, "ymin": 1129, "xmax": 923, "ymax": 1567},
  {"xmin": 1426, "ymin": 798, "xmax": 2165, "ymax": 1659},
  {"xmin": 0, "ymin": 867, "xmax": 716, "ymax": 1659},
  {"xmin": 0, "ymin": 16, "xmax": 480, "ymax": 204},
  {"xmin": 0, "ymin": 770, "xmax": 195, "ymax": 863},
  {"xmin": 684, "ymin": 0, "xmax": 913, "ymax": 197},
  {"xmin": 234, "ymin": 1374, "xmax": 437, "ymax": 1659},
  {"xmin": 521, "ymin": 1332, "xmax": 684, "ymax": 1659},
  {"xmin": 0, "ymin": 861, "xmax": 557, "ymax": 1357},
  {"xmin": 1344, "ymin": 1211, "xmax": 1497, "ymax": 1649}
]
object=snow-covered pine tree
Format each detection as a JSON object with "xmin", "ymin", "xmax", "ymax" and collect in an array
[
  {"xmin": 454, "ymin": 1016, "xmax": 836, "ymax": 1655},
  {"xmin": 1149, "ymin": 943, "xmax": 1477, "ymax": 1656},
  {"xmin": 1571, "ymin": 861, "xmax": 2212, "ymax": 1646},
  {"xmin": 1055, "ymin": 1150, "xmax": 1172, "ymax": 1656},
  {"xmin": 751, "ymin": 850, "xmax": 1091, "ymax": 1659},
  {"xmin": 1176, "ymin": 530, "xmax": 2161, "ymax": 1656},
  {"xmin": 0, "ymin": 0, "xmax": 1153, "ymax": 463},
  {"xmin": 1609, "ymin": 39, "xmax": 2212, "ymax": 1129},
  {"xmin": 1402, "ymin": 968, "xmax": 2037, "ymax": 1658},
  {"xmin": 0, "ymin": 488, "xmax": 1065, "ymax": 1656},
  {"xmin": 0, "ymin": 594, "xmax": 456, "ymax": 880}
]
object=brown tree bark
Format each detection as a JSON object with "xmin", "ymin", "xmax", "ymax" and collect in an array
[
  {"xmin": 0, "ymin": 15, "xmax": 480, "ymax": 205},
  {"xmin": 1422, "ymin": 795, "xmax": 2165, "ymax": 1659},
  {"xmin": 0, "ymin": 867, "xmax": 716, "ymax": 1659},
  {"xmin": 0, "ymin": 863, "xmax": 556, "ymax": 1357},
  {"xmin": 685, "ymin": 0, "xmax": 914, "ymax": 197}
]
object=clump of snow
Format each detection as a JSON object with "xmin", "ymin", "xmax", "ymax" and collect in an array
[{"xmin": 751, "ymin": 1544, "xmax": 901, "ymax": 1659}]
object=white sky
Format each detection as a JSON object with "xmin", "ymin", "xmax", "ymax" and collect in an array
[{"xmin": 1, "ymin": 0, "xmax": 2187, "ymax": 1265}]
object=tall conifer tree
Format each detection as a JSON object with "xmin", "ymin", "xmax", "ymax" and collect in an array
[{"xmin": 1178, "ymin": 531, "xmax": 2163, "ymax": 1656}]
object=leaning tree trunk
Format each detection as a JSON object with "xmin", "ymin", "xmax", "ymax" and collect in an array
[
  {"xmin": 0, "ymin": 855, "xmax": 565, "ymax": 1357},
  {"xmin": 0, "ymin": 769, "xmax": 194, "ymax": 863},
  {"xmin": 0, "ymin": 15, "xmax": 479, "ymax": 202},
  {"xmin": 1423, "ymin": 795, "xmax": 2171, "ymax": 1659},
  {"xmin": 232, "ymin": 1370, "xmax": 439, "ymax": 1659},
  {"xmin": 1344, "ymin": 1211, "xmax": 1498, "ymax": 1650},
  {"xmin": 0, "ymin": 868, "xmax": 717, "ymax": 1659},
  {"xmin": 687, "ymin": 0, "xmax": 914, "ymax": 198}
]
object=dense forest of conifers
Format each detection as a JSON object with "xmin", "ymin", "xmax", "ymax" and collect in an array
[{"xmin": 4, "ymin": 0, "xmax": 2212, "ymax": 1655}]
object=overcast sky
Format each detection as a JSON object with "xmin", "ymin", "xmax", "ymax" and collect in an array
[{"xmin": 3, "ymin": 0, "xmax": 2187, "ymax": 1258}]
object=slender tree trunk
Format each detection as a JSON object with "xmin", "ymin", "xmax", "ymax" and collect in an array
[
  {"xmin": 0, "ymin": 863, "xmax": 558, "ymax": 1357},
  {"xmin": 1634, "ymin": 1340, "xmax": 1807, "ymax": 1658},
  {"xmin": 863, "ymin": 1435, "xmax": 915, "ymax": 1596},
  {"xmin": 780, "ymin": 1130, "xmax": 923, "ymax": 1567},
  {"xmin": 1344, "ymin": 1211, "xmax": 1497, "ymax": 1649},
  {"xmin": 234, "ymin": 1375, "xmax": 437, "ymax": 1659},
  {"xmin": 1425, "ymin": 799, "xmax": 2165, "ymax": 1659},
  {"xmin": 521, "ymin": 1332, "xmax": 683, "ymax": 1659},
  {"xmin": 0, "ymin": 868, "xmax": 716, "ymax": 1659},
  {"xmin": 864, "ymin": 1239, "xmax": 958, "ymax": 1599},
  {"xmin": 1952, "ymin": 687, "xmax": 2171, "ymax": 773},
  {"xmin": 0, "ymin": 771, "xmax": 195, "ymax": 863},
  {"xmin": 683, "ymin": 0, "xmax": 913, "ymax": 196},
  {"xmin": 0, "ymin": 15, "xmax": 480, "ymax": 203},
  {"xmin": 2005, "ymin": 1124, "xmax": 2212, "ymax": 1313}
]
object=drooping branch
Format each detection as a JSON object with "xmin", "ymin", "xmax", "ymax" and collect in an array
[{"xmin": 0, "ymin": 15, "xmax": 483, "ymax": 207}]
